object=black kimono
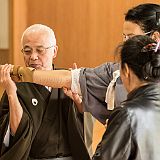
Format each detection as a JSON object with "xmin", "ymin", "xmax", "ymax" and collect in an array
[
  {"xmin": 0, "ymin": 83, "xmax": 90, "ymax": 160},
  {"xmin": 93, "ymin": 84, "xmax": 160, "ymax": 160}
]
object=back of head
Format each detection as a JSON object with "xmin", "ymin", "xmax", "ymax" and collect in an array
[
  {"xmin": 21, "ymin": 24, "xmax": 56, "ymax": 46},
  {"xmin": 125, "ymin": 3, "xmax": 160, "ymax": 33},
  {"xmin": 120, "ymin": 35, "xmax": 160, "ymax": 82}
]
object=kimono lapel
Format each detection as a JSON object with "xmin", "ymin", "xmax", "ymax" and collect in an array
[
  {"xmin": 33, "ymin": 84, "xmax": 51, "ymax": 102},
  {"xmin": 42, "ymin": 88, "xmax": 59, "ymax": 120}
]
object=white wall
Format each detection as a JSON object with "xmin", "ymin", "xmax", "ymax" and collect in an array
[{"xmin": 0, "ymin": 0, "xmax": 8, "ymax": 49}]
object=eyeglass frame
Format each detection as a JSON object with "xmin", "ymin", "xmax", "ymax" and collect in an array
[
  {"xmin": 122, "ymin": 30, "xmax": 154, "ymax": 40},
  {"xmin": 21, "ymin": 45, "xmax": 55, "ymax": 56}
]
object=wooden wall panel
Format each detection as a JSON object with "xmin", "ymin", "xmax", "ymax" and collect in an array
[
  {"xmin": 10, "ymin": 0, "xmax": 27, "ymax": 65},
  {"xmin": 26, "ymin": 0, "xmax": 122, "ymax": 68},
  {"xmin": 9, "ymin": 0, "xmax": 160, "ymax": 68},
  {"xmin": 25, "ymin": 0, "xmax": 160, "ymax": 68},
  {"xmin": 0, "ymin": 49, "xmax": 9, "ymax": 97},
  {"xmin": 0, "ymin": 0, "xmax": 9, "ymax": 49},
  {"xmin": 0, "ymin": 49, "xmax": 9, "ymax": 64}
]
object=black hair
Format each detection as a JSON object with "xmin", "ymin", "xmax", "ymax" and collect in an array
[
  {"xmin": 125, "ymin": 3, "xmax": 160, "ymax": 33},
  {"xmin": 120, "ymin": 35, "xmax": 160, "ymax": 82}
]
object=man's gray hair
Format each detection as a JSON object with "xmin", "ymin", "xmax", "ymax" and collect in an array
[{"xmin": 21, "ymin": 24, "xmax": 56, "ymax": 46}]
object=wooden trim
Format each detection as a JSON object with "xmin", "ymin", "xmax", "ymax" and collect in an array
[
  {"xmin": 0, "ymin": 49, "xmax": 9, "ymax": 64},
  {"xmin": 9, "ymin": 0, "xmax": 13, "ymax": 63},
  {"xmin": 9, "ymin": 0, "xmax": 27, "ymax": 65}
]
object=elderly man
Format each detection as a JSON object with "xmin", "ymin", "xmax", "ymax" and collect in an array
[{"xmin": 0, "ymin": 24, "xmax": 90, "ymax": 160}]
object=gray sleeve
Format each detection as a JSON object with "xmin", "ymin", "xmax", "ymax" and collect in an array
[{"xmin": 79, "ymin": 62, "xmax": 120, "ymax": 124}]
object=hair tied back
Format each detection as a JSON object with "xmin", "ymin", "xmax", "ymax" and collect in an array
[{"xmin": 141, "ymin": 43, "xmax": 157, "ymax": 53}]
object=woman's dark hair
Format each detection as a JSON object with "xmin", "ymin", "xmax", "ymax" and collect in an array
[
  {"xmin": 120, "ymin": 35, "xmax": 160, "ymax": 82},
  {"xmin": 125, "ymin": 3, "xmax": 160, "ymax": 33}
]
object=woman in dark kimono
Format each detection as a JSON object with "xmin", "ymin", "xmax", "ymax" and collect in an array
[{"xmin": 93, "ymin": 35, "xmax": 160, "ymax": 160}]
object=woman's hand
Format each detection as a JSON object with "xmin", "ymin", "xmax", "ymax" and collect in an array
[{"xmin": 63, "ymin": 63, "xmax": 83, "ymax": 113}]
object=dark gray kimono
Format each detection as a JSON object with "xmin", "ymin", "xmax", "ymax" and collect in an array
[
  {"xmin": 0, "ymin": 83, "xmax": 90, "ymax": 160},
  {"xmin": 80, "ymin": 62, "xmax": 127, "ymax": 124}
]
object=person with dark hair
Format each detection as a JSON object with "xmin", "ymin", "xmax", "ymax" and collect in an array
[{"xmin": 92, "ymin": 35, "xmax": 160, "ymax": 160}]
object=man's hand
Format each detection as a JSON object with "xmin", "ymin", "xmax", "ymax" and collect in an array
[
  {"xmin": 0, "ymin": 64, "xmax": 17, "ymax": 96},
  {"xmin": 63, "ymin": 87, "xmax": 82, "ymax": 103},
  {"xmin": 11, "ymin": 66, "xmax": 35, "ymax": 82},
  {"xmin": 0, "ymin": 64, "xmax": 23, "ymax": 134}
]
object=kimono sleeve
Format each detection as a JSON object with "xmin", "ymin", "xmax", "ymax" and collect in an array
[
  {"xmin": 0, "ymin": 92, "xmax": 10, "ymax": 149},
  {"xmin": 79, "ymin": 62, "xmax": 120, "ymax": 124},
  {"xmin": 93, "ymin": 108, "xmax": 132, "ymax": 160},
  {"xmin": 0, "ymin": 92, "xmax": 33, "ymax": 160}
]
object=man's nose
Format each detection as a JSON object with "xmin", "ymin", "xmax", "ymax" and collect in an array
[{"xmin": 30, "ymin": 50, "xmax": 39, "ymax": 60}]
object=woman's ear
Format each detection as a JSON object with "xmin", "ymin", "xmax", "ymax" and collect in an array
[
  {"xmin": 151, "ymin": 31, "xmax": 160, "ymax": 42},
  {"xmin": 123, "ymin": 63, "xmax": 130, "ymax": 78}
]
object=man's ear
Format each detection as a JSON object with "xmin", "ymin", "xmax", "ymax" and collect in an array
[
  {"xmin": 53, "ymin": 45, "xmax": 58, "ymax": 58},
  {"xmin": 151, "ymin": 31, "xmax": 160, "ymax": 42}
]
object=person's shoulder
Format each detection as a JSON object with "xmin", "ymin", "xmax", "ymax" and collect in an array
[
  {"xmin": 108, "ymin": 107, "xmax": 129, "ymax": 124},
  {"xmin": 122, "ymin": 99, "xmax": 144, "ymax": 111},
  {"xmin": 16, "ymin": 82, "xmax": 37, "ymax": 94},
  {"xmin": 102, "ymin": 62, "xmax": 120, "ymax": 71},
  {"xmin": 120, "ymin": 100, "xmax": 146, "ymax": 123},
  {"xmin": 91, "ymin": 62, "xmax": 120, "ymax": 74}
]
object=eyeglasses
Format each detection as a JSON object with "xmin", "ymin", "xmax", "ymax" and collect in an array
[
  {"xmin": 122, "ymin": 33, "xmax": 136, "ymax": 40},
  {"xmin": 144, "ymin": 31, "xmax": 153, "ymax": 36},
  {"xmin": 123, "ymin": 31, "xmax": 153, "ymax": 40},
  {"xmin": 21, "ymin": 45, "xmax": 54, "ymax": 55}
]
